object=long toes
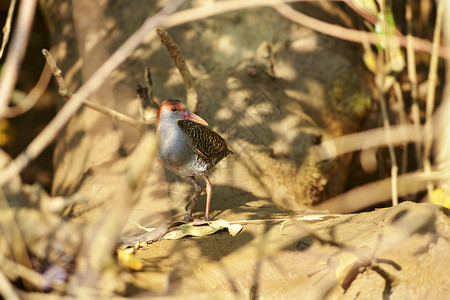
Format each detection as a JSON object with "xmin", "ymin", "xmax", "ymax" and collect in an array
[
  {"xmin": 191, "ymin": 218, "xmax": 210, "ymax": 225},
  {"xmin": 184, "ymin": 214, "xmax": 193, "ymax": 223}
]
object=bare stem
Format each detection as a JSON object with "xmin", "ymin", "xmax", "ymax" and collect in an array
[
  {"xmin": 0, "ymin": 0, "xmax": 17, "ymax": 59},
  {"xmin": 161, "ymin": 0, "xmax": 448, "ymax": 60},
  {"xmin": 0, "ymin": 0, "xmax": 38, "ymax": 121},
  {"xmin": 315, "ymin": 170, "xmax": 450, "ymax": 213},
  {"xmin": 406, "ymin": 0, "xmax": 422, "ymax": 167},
  {"xmin": 42, "ymin": 49, "xmax": 145, "ymax": 131},
  {"xmin": 376, "ymin": 62, "xmax": 398, "ymax": 206},
  {"xmin": 423, "ymin": 0, "xmax": 444, "ymax": 199},
  {"xmin": 0, "ymin": 0, "xmax": 184, "ymax": 188},
  {"xmin": 2, "ymin": 63, "xmax": 52, "ymax": 118},
  {"xmin": 393, "ymin": 82, "xmax": 408, "ymax": 174},
  {"xmin": 156, "ymin": 27, "xmax": 198, "ymax": 112}
]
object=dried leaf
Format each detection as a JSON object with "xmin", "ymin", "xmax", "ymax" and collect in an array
[
  {"xmin": 363, "ymin": 49, "xmax": 377, "ymax": 73},
  {"xmin": 117, "ymin": 249, "xmax": 144, "ymax": 271},
  {"xmin": 164, "ymin": 219, "xmax": 242, "ymax": 240}
]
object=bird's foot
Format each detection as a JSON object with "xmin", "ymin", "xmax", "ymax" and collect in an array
[
  {"xmin": 191, "ymin": 218, "xmax": 211, "ymax": 225},
  {"xmin": 183, "ymin": 214, "xmax": 211, "ymax": 225}
]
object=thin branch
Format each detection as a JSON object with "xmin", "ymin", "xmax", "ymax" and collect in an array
[
  {"xmin": 315, "ymin": 170, "xmax": 450, "ymax": 214},
  {"xmin": 3, "ymin": 63, "xmax": 52, "ymax": 118},
  {"xmin": 0, "ymin": 253, "xmax": 65, "ymax": 293},
  {"xmin": 42, "ymin": 49, "xmax": 145, "ymax": 131},
  {"xmin": 376, "ymin": 57, "xmax": 398, "ymax": 206},
  {"xmin": 272, "ymin": 1, "xmax": 449, "ymax": 59},
  {"xmin": 156, "ymin": 27, "xmax": 198, "ymax": 112},
  {"xmin": 423, "ymin": 0, "xmax": 445, "ymax": 199},
  {"xmin": 68, "ymin": 133, "xmax": 158, "ymax": 296},
  {"xmin": 0, "ymin": 0, "xmax": 185, "ymax": 188},
  {"xmin": 406, "ymin": 0, "xmax": 422, "ymax": 167},
  {"xmin": 0, "ymin": 0, "xmax": 38, "ymax": 121},
  {"xmin": 393, "ymin": 82, "xmax": 408, "ymax": 174},
  {"xmin": 137, "ymin": 67, "xmax": 158, "ymax": 122},
  {"xmin": 0, "ymin": 269, "xmax": 20, "ymax": 300},
  {"xmin": 310, "ymin": 124, "xmax": 425, "ymax": 161},
  {"xmin": 0, "ymin": 0, "xmax": 17, "ymax": 58},
  {"xmin": 160, "ymin": 0, "xmax": 450, "ymax": 60},
  {"xmin": 145, "ymin": 66, "xmax": 157, "ymax": 106}
]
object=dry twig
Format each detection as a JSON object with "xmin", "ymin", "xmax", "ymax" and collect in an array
[
  {"xmin": 0, "ymin": 0, "xmax": 17, "ymax": 59},
  {"xmin": 42, "ymin": 49, "xmax": 145, "ymax": 131},
  {"xmin": 376, "ymin": 0, "xmax": 398, "ymax": 206},
  {"xmin": 68, "ymin": 133, "xmax": 158, "ymax": 297},
  {"xmin": 160, "ymin": 0, "xmax": 450, "ymax": 59},
  {"xmin": 3, "ymin": 63, "xmax": 53, "ymax": 118},
  {"xmin": 405, "ymin": 0, "xmax": 422, "ymax": 167},
  {"xmin": 310, "ymin": 124, "xmax": 425, "ymax": 161},
  {"xmin": 0, "ymin": 0, "xmax": 185, "ymax": 188},
  {"xmin": 0, "ymin": 268, "xmax": 19, "ymax": 300},
  {"xmin": 156, "ymin": 27, "xmax": 198, "ymax": 112},
  {"xmin": 393, "ymin": 82, "xmax": 408, "ymax": 174},
  {"xmin": 315, "ymin": 170, "xmax": 449, "ymax": 213},
  {"xmin": 0, "ymin": 0, "xmax": 38, "ymax": 120},
  {"xmin": 423, "ymin": 0, "xmax": 445, "ymax": 199}
]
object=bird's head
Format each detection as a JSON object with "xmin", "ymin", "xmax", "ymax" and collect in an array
[{"xmin": 156, "ymin": 99, "xmax": 208, "ymax": 132}]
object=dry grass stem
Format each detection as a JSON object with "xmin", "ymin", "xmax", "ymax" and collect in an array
[
  {"xmin": 3, "ymin": 63, "xmax": 52, "ymax": 118},
  {"xmin": 406, "ymin": 0, "xmax": 422, "ymax": 166},
  {"xmin": 137, "ymin": 67, "xmax": 158, "ymax": 122},
  {"xmin": 145, "ymin": 66, "xmax": 157, "ymax": 107},
  {"xmin": 376, "ymin": 53, "xmax": 398, "ymax": 206},
  {"xmin": 0, "ymin": 268, "xmax": 20, "ymax": 300},
  {"xmin": 393, "ymin": 82, "xmax": 408, "ymax": 174},
  {"xmin": 0, "ymin": 0, "xmax": 38, "ymax": 121},
  {"xmin": 423, "ymin": 0, "xmax": 445, "ymax": 199},
  {"xmin": 68, "ymin": 133, "xmax": 158, "ymax": 297},
  {"xmin": 42, "ymin": 49, "xmax": 144, "ymax": 131},
  {"xmin": 160, "ymin": 1, "xmax": 449, "ymax": 59},
  {"xmin": 310, "ymin": 124, "xmax": 425, "ymax": 161},
  {"xmin": 315, "ymin": 170, "xmax": 449, "ymax": 213},
  {"xmin": 156, "ymin": 27, "xmax": 198, "ymax": 112},
  {"xmin": 0, "ymin": 0, "xmax": 184, "ymax": 188},
  {"xmin": 0, "ymin": 0, "xmax": 17, "ymax": 59}
]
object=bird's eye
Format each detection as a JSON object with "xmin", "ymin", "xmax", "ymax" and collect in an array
[{"xmin": 171, "ymin": 107, "xmax": 177, "ymax": 112}]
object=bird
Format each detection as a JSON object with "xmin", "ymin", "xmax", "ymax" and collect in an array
[{"xmin": 156, "ymin": 99, "xmax": 232, "ymax": 222}]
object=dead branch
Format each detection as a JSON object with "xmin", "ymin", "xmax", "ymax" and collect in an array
[
  {"xmin": 423, "ymin": 0, "xmax": 445, "ymax": 198},
  {"xmin": 3, "ymin": 63, "xmax": 52, "ymax": 118},
  {"xmin": 42, "ymin": 49, "xmax": 145, "ymax": 131},
  {"xmin": 0, "ymin": 268, "xmax": 19, "ymax": 300},
  {"xmin": 0, "ymin": 0, "xmax": 184, "ymax": 188},
  {"xmin": 161, "ymin": 0, "xmax": 450, "ymax": 60},
  {"xmin": 315, "ymin": 170, "xmax": 450, "ymax": 213},
  {"xmin": 68, "ymin": 133, "xmax": 158, "ymax": 297},
  {"xmin": 156, "ymin": 27, "xmax": 198, "ymax": 112},
  {"xmin": 137, "ymin": 67, "xmax": 159, "ymax": 122},
  {"xmin": 0, "ymin": 0, "xmax": 17, "ymax": 59},
  {"xmin": 406, "ymin": 0, "xmax": 422, "ymax": 167},
  {"xmin": 310, "ymin": 124, "xmax": 426, "ymax": 161},
  {"xmin": 0, "ymin": 0, "xmax": 38, "ymax": 120}
]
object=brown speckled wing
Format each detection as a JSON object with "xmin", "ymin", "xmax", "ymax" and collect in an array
[{"xmin": 178, "ymin": 120, "xmax": 232, "ymax": 167}]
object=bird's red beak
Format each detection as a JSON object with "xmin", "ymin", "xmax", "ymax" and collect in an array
[{"xmin": 181, "ymin": 111, "xmax": 209, "ymax": 126}]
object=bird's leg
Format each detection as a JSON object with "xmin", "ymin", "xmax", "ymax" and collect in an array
[
  {"xmin": 204, "ymin": 176, "xmax": 212, "ymax": 221},
  {"xmin": 185, "ymin": 176, "xmax": 202, "ymax": 222}
]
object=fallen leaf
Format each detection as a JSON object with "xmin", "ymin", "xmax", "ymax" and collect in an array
[{"xmin": 164, "ymin": 219, "xmax": 242, "ymax": 240}]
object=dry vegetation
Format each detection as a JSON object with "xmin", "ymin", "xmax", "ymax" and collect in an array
[{"xmin": 0, "ymin": 0, "xmax": 449, "ymax": 299}]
